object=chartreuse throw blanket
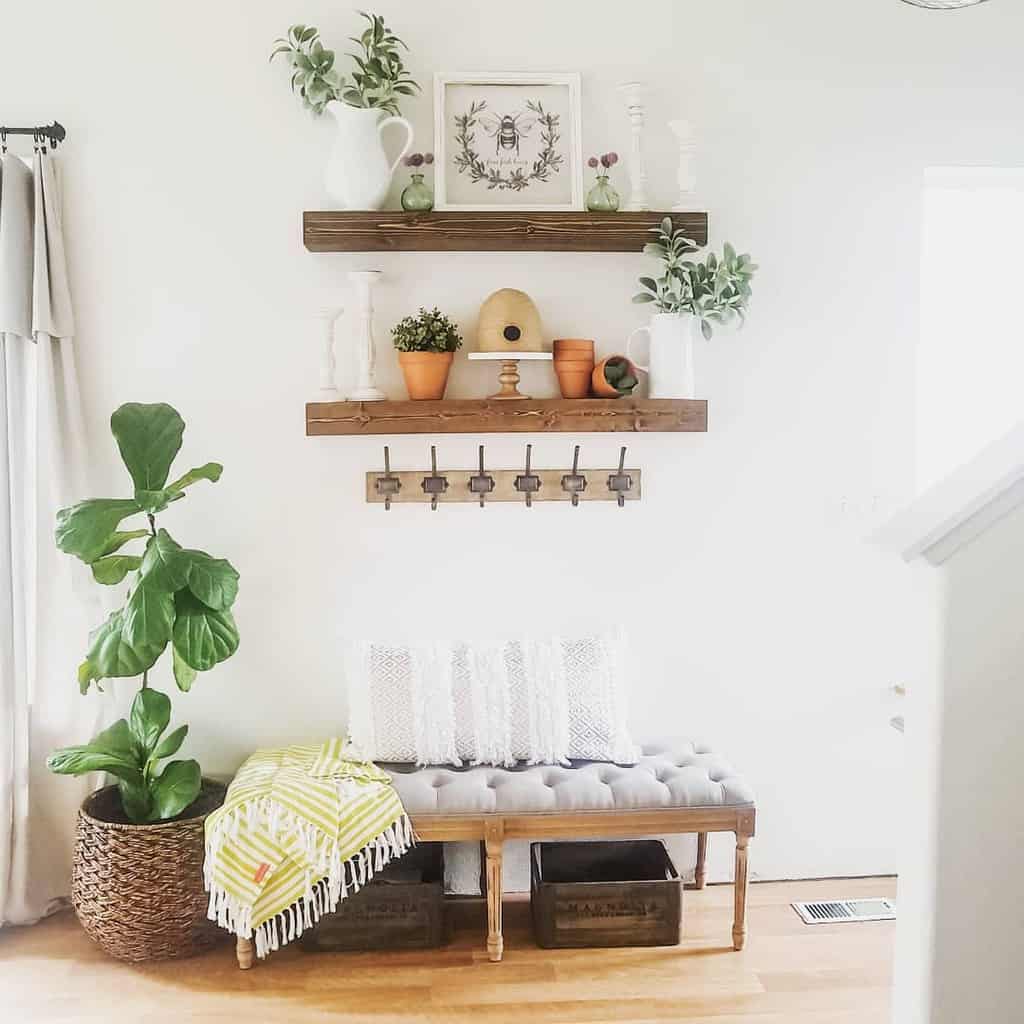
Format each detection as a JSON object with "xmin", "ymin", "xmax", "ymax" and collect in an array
[{"xmin": 204, "ymin": 739, "xmax": 412, "ymax": 958}]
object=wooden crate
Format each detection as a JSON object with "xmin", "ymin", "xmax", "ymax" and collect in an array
[
  {"xmin": 530, "ymin": 841, "xmax": 681, "ymax": 949},
  {"xmin": 301, "ymin": 843, "xmax": 444, "ymax": 952}
]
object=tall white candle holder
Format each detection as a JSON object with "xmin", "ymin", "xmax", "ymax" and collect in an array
[
  {"xmin": 346, "ymin": 270, "xmax": 386, "ymax": 402},
  {"xmin": 314, "ymin": 307, "xmax": 344, "ymax": 400},
  {"xmin": 669, "ymin": 119, "xmax": 700, "ymax": 212},
  {"xmin": 618, "ymin": 81, "xmax": 650, "ymax": 212}
]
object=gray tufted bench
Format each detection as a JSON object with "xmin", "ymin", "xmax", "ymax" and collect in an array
[{"xmin": 385, "ymin": 741, "xmax": 756, "ymax": 962}]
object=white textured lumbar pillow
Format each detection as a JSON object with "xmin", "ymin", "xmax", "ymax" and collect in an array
[{"xmin": 344, "ymin": 631, "xmax": 638, "ymax": 767}]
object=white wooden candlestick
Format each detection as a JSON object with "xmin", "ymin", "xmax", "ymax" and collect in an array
[
  {"xmin": 314, "ymin": 307, "xmax": 344, "ymax": 400},
  {"xmin": 669, "ymin": 119, "xmax": 700, "ymax": 212},
  {"xmin": 346, "ymin": 270, "xmax": 386, "ymax": 402},
  {"xmin": 618, "ymin": 81, "xmax": 650, "ymax": 212}
]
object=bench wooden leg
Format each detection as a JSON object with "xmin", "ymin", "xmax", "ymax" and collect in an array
[
  {"xmin": 484, "ymin": 820, "xmax": 504, "ymax": 962},
  {"xmin": 732, "ymin": 832, "xmax": 751, "ymax": 951},
  {"xmin": 236, "ymin": 936, "xmax": 254, "ymax": 969},
  {"xmin": 695, "ymin": 832, "xmax": 708, "ymax": 889}
]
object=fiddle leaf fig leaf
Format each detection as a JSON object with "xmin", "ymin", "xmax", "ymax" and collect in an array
[
  {"xmin": 123, "ymin": 577, "xmax": 175, "ymax": 652},
  {"xmin": 153, "ymin": 723, "xmax": 188, "ymax": 760},
  {"xmin": 55, "ymin": 499, "xmax": 143, "ymax": 563},
  {"xmin": 46, "ymin": 719, "xmax": 141, "ymax": 784},
  {"xmin": 129, "ymin": 688, "xmax": 171, "ymax": 756},
  {"xmin": 110, "ymin": 403, "xmax": 184, "ymax": 493},
  {"xmin": 99, "ymin": 529, "xmax": 150, "ymax": 557},
  {"xmin": 77, "ymin": 659, "xmax": 97, "ymax": 695},
  {"xmin": 165, "ymin": 462, "xmax": 223, "ymax": 494},
  {"xmin": 140, "ymin": 529, "xmax": 190, "ymax": 591},
  {"xmin": 119, "ymin": 779, "xmax": 153, "ymax": 823},
  {"xmin": 90, "ymin": 554, "xmax": 142, "ymax": 585},
  {"xmin": 183, "ymin": 551, "xmax": 239, "ymax": 611},
  {"xmin": 150, "ymin": 759, "xmax": 201, "ymax": 820},
  {"xmin": 87, "ymin": 608, "xmax": 165, "ymax": 680},
  {"xmin": 172, "ymin": 645, "xmax": 198, "ymax": 692},
  {"xmin": 173, "ymin": 591, "xmax": 239, "ymax": 672},
  {"xmin": 135, "ymin": 488, "xmax": 186, "ymax": 514}
]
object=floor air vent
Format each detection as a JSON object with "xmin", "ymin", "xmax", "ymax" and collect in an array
[{"xmin": 792, "ymin": 898, "xmax": 895, "ymax": 925}]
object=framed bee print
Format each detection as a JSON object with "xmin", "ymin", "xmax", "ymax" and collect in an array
[{"xmin": 433, "ymin": 72, "xmax": 583, "ymax": 211}]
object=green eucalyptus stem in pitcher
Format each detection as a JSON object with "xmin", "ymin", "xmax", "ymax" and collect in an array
[{"xmin": 47, "ymin": 403, "xmax": 241, "ymax": 823}]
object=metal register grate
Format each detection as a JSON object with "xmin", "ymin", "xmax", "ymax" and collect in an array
[{"xmin": 792, "ymin": 898, "xmax": 896, "ymax": 925}]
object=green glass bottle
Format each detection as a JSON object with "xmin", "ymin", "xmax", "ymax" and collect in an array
[
  {"xmin": 401, "ymin": 173, "xmax": 434, "ymax": 212},
  {"xmin": 585, "ymin": 174, "xmax": 620, "ymax": 213}
]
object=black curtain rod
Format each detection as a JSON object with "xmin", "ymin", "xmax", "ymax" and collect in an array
[{"xmin": 0, "ymin": 121, "xmax": 66, "ymax": 148}]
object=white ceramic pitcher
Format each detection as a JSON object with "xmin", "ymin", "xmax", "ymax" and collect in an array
[
  {"xmin": 324, "ymin": 102, "xmax": 413, "ymax": 210},
  {"xmin": 626, "ymin": 312, "xmax": 698, "ymax": 399}
]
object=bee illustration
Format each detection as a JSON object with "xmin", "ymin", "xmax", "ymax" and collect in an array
[{"xmin": 478, "ymin": 111, "xmax": 538, "ymax": 157}]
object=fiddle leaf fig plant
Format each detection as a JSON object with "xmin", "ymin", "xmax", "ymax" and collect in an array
[
  {"xmin": 633, "ymin": 217, "xmax": 758, "ymax": 340},
  {"xmin": 47, "ymin": 402, "xmax": 240, "ymax": 823}
]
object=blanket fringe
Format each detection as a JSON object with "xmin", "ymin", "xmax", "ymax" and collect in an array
[{"xmin": 205, "ymin": 813, "xmax": 414, "ymax": 959}]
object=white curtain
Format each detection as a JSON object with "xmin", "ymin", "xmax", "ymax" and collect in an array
[{"xmin": 1, "ymin": 150, "xmax": 102, "ymax": 924}]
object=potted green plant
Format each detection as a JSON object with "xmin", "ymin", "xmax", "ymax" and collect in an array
[
  {"xmin": 392, "ymin": 307, "xmax": 463, "ymax": 400},
  {"xmin": 48, "ymin": 402, "xmax": 240, "ymax": 961},
  {"xmin": 628, "ymin": 217, "xmax": 758, "ymax": 398},
  {"xmin": 592, "ymin": 355, "xmax": 639, "ymax": 398},
  {"xmin": 271, "ymin": 12, "xmax": 419, "ymax": 209}
]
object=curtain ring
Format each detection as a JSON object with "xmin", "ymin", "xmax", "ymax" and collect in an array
[{"xmin": 0, "ymin": 129, "xmax": 7, "ymax": 155}]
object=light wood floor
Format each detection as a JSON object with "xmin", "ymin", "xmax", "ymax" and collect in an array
[{"xmin": 0, "ymin": 877, "xmax": 896, "ymax": 1024}]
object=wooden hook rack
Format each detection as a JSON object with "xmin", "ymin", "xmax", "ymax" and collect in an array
[{"xmin": 366, "ymin": 445, "xmax": 641, "ymax": 508}]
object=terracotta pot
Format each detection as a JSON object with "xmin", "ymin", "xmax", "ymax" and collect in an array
[
  {"xmin": 398, "ymin": 351, "xmax": 455, "ymax": 400},
  {"xmin": 553, "ymin": 338, "xmax": 595, "ymax": 356},
  {"xmin": 592, "ymin": 355, "xmax": 639, "ymax": 398},
  {"xmin": 553, "ymin": 339, "xmax": 595, "ymax": 398}
]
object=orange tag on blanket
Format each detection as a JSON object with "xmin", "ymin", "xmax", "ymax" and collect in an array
[{"xmin": 253, "ymin": 862, "xmax": 270, "ymax": 883}]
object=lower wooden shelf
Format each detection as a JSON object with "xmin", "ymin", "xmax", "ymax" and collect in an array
[{"xmin": 305, "ymin": 398, "xmax": 707, "ymax": 436}]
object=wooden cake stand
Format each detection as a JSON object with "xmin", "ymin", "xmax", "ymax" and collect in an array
[{"xmin": 468, "ymin": 351, "xmax": 553, "ymax": 400}]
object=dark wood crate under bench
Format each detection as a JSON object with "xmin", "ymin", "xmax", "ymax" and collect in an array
[
  {"xmin": 530, "ymin": 840, "xmax": 682, "ymax": 949},
  {"xmin": 300, "ymin": 843, "xmax": 444, "ymax": 952}
]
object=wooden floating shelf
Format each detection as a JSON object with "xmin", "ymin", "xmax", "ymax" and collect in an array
[
  {"xmin": 306, "ymin": 399, "xmax": 707, "ymax": 436},
  {"xmin": 302, "ymin": 211, "xmax": 708, "ymax": 253}
]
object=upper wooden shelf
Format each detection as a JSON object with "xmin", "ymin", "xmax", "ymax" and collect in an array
[
  {"xmin": 302, "ymin": 211, "xmax": 708, "ymax": 253},
  {"xmin": 306, "ymin": 398, "xmax": 707, "ymax": 436}
]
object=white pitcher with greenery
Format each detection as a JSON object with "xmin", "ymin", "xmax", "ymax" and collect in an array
[
  {"xmin": 630, "ymin": 218, "xmax": 757, "ymax": 398},
  {"xmin": 271, "ymin": 13, "xmax": 416, "ymax": 209}
]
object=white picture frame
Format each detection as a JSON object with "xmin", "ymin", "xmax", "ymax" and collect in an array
[{"xmin": 433, "ymin": 72, "xmax": 583, "ymax": 212}]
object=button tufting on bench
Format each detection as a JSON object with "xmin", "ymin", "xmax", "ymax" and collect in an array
[{"xmin": 385, "ymin": 740, "xmax": 755, "ymax": 816}]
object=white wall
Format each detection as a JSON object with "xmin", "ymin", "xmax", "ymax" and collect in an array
[
  {"xmin": 928, "ymin": 502, "xmax": 1024, "ymax": 1022},
  {"xmin": 3, "ymin": 0, "xmax": 1021, "ymax": 884}
]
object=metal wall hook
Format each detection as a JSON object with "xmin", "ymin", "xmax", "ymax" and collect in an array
[
  {"xmin": 468, "ymin": 444, "xmax": 496, "ymax": 508},
  {"xmin": 561, "ymin": 445, "xmax": 588, "ymax": 507},
  {"xmin": 421, "ymin": 445, "xmax": 448, "ymax": 510},
  {"xmin": 375, "ymin": 445, "xmax": 402, "ymax": 510},
  {"xmin": 514, "ymin": 443, "xmax": 541, "ymax": 508},
  {"xmin": 607, "ymin": 446, "xmax": 633, "ymax": 507}
]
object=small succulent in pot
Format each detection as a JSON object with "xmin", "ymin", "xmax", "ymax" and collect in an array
[
  {"xmin": 401, "ymin": 153, "xmax": 435, "ymax": 212},
  {"xmin": 392, "ymin": 307, "xmax": 463, "ymax": 400},
  {"xmin": 592, "ymin": 355, "xmax": 639, "ymax": 398},
  {"xmin": 585, "ymin": 152, "xmax": 620, "ymax": 212}
]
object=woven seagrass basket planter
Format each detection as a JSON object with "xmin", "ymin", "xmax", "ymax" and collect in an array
[{"xmin": 71, "ymin": 780, "xmax": 227, "ymax": 962}]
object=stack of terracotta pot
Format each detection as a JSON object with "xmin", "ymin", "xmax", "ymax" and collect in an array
[{"xmin": 553, "ymin": 339, "xmax": 596, "ymax": 398}]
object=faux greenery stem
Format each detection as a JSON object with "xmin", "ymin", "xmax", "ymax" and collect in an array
[{"xmin": 633, "ymin": 218, "xmax": 758, "ymax": 340}]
